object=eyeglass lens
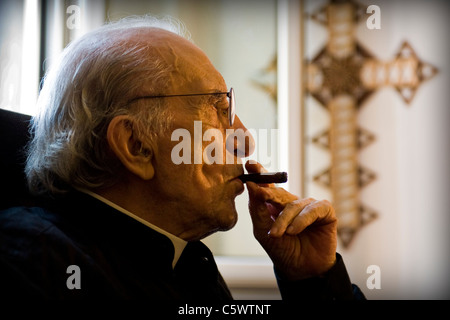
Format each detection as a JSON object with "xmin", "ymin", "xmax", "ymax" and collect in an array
[{"xmin": 229, "ymin": 88, "xmax": 235, "ymax": 127}]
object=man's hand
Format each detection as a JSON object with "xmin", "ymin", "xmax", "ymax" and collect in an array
[{"xmin": 245, "ymin": 161, "xmax": 338, "ymax": 281}]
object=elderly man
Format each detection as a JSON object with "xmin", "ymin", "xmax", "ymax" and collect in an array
[{"xmin": 0, "ymin": 16, "xmax": 363, "ymax": 300}]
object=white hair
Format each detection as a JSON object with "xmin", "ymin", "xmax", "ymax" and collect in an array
[{"xmin": 26, "ymin": 15, "xmax": 190, "ymax": 195}]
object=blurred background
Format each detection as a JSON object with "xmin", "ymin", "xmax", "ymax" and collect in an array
[{"xmin": 1, "ymin": 0, "xmax": 449, "ymax": 299}]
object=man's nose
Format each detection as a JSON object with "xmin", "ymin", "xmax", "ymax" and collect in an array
[{"xmin": 226, "ymin": 115, "xmax": 255, "ymax": 158}]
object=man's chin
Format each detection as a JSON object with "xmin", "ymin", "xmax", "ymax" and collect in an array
[
  {"xmin": 203, "ymin": 210, "xmax": 238, "ymax": 239},
  {"xmin": 220, "ymin": 213, "xmax": 238, "ymax": 232},
  {"xmin": 217, "ymin": 206, "xmax": 238, "ymax": 231}
]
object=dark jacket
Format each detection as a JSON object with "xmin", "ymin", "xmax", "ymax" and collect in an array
[{"xmin": 0, "ymin": 191, "xmax": 363, "ymax": 300}]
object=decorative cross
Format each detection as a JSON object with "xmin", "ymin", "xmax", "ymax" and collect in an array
[{"xmin": 305, "ymin": 0, "xmax": 438, "ymax": 247}]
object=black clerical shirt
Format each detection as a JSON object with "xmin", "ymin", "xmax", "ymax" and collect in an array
[{"xmin": 0, "ymin": 191, "xmax": 232, "ymax": 299}]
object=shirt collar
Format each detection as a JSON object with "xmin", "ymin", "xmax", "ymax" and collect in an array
[{"xmin": 78, "ymin": 189, "xmax": 187, "ymax": 269}]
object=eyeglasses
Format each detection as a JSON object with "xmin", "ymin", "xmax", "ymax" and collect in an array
[{"xmin": 128, "ymin": 88, "xmax": 236, "ymax": 127}]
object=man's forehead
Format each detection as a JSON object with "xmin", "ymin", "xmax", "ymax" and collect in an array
[
  {"xmin": 124, "ymin": 27, "xmax": 226, "ymax": 94},
  {"xmin": 128, "ymin": 28, "xmax": 201, "ymax": 58}
]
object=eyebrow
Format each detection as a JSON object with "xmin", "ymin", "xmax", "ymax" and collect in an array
[{"xmin": 206, "ymin": 92, "xmax": 224, "ymax": 103}]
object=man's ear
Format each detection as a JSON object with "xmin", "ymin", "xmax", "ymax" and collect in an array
[{"xmin": 106, "ymin": 115, "xmax": 155, "ymax": 180}]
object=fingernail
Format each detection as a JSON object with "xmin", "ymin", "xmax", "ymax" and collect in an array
[{"xmin": 268, "ymin": 227, "xmax": 278, "ymax": 237}]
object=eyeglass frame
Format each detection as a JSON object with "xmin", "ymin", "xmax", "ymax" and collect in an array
[{"xmin": 127, "ymin": 88, "xmax": 236, "ymax": 127}]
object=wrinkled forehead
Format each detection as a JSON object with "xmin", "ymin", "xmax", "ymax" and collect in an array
[{"xmin": 128, "ymin": 28, "xmax": 226, "ymax": 93}]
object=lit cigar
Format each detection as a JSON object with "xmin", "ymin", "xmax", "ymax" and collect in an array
[{"xmin": 238, "ymin": 172, "xmax": 288, "ymax": 184}]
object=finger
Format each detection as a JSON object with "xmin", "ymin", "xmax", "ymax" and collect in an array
[
  {"xmin": 246, "ymin": 181, "xmax": 279, "ymax": 233},
  {"xmin": 264, "ymin": 188, "xmax": 299, "ymax": 209},
  {"xmin": 247, "ymin": 182, "xmax": 298, "ymax": 213},
  {"xmin": 247, "ymin": 181, "xmax": 266, "ymax": 206},
  {"xmin": 245, "ymin": 161, "xmax": 268, "ymax": 174},
  {"xmin": 268, "ymin": 198, "xmax": 316, "ymax": 237},
  {"xmin": 244, "ymin": 161, "xmax": 272, "ymax": 188},
  {"xmin": 283, "ymin": 200, "xmax": 336, "ymax": 237},
  {"xmin": 246, "ymin": 179, "xmax": 299, "ymax": 232}
]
